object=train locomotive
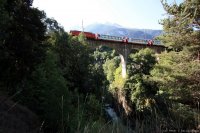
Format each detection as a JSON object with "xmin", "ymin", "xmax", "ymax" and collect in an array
[{"xmin": 70, "ymin": 30, "xmax": 157, "ymax": 46}]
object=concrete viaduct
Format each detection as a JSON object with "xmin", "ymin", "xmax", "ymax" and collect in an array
[{"xmin": 86, "ymin": 39, "xmax": 165, "ymax": 78}]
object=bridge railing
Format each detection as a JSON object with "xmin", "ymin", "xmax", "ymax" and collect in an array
[
  {"xmin": 98, "ymin": 34, "xmax": 162, "ymax": 45},
  {"xmin": 98, "ymin": 34, "xmax": 123, "ymax": 42},
  {"xmin": 128, "ymin": 38, "xmax": 148, "ymax": 44},
  {"xmin": 70, "ymin": 30, "xmax": 163, "ymax": 45},
  {"xmin": 152, "ymin": 40, "xmax": 161, "ymax": 45}
]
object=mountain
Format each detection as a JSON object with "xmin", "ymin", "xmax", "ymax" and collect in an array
[{"xmin": 85, "ymin": 23, "xmax": 162, "ymax": 39}]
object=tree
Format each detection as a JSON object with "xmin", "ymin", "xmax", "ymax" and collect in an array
[
  {"xmin": 148, "ymin": 0, "xmax": 200, "ymax": 129},
  {"xmin": 158, "ymin": 0, "xmax": 200, "ymax": 106},
  {"xmin": 127, "ymin": 48, "xmax": 156, "ymax": 76},
  {"xmin": 160, "ymin": 0, "xmax": 200, "ymax": 55},
  {"xmin": 19, "ymin": 51, "xmax": 71, "ymax": 132},
  {"xmin": 0, "ymin": 0, "xmax": 47, "ymax": 92},
  {"xmin": 125, "ymin": 48, "xmax": 157, "ymax": 111},
  {"xmin": 103, "ymin": 57, "xmax": 120, "ymax": 83},
  {"xmin": 88, "ymin": 46, "xmax": 118, "ymax": 98}
]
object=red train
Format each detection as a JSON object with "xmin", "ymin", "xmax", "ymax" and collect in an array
[
  {"xmin": 70, "ymin": 30, "xmax": 156, "ymax": 46},
  {"xmin": 69, "ymin": 30, "xmax": 96, "ymax": 39}
]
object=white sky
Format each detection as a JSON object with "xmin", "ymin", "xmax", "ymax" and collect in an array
[{"xmin": 33, "ymin": 0, "xmax": 183, "ymax": 31}]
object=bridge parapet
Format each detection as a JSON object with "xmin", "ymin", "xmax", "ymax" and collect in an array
[
  {"xmin": 86, "ymin": 38, "xmax": 165, "ymax": 78},
  {"xmin": 87, "ymin": 39, "xmax": 165, "ymax": 55}
]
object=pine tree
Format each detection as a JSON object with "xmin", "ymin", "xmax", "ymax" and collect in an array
[
  {"xmin": 158, "ymin": 0, "xmax": 200, "ymax": 105},
  {"xmin": 160, "ymin": 0, "xmax": 200, "ymax": 55},
  {"xmin": 149, "ymin": 1, "xmax": 200, "ymax": 129}
]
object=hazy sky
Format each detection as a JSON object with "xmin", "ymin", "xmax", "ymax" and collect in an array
[{"xmin": 33, "ymin": 0, "xmax": 183, "ymax": 31}]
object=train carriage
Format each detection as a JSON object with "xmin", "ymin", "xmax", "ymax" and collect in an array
[
  {"xmin": 70, "ymin": 30, "xmax": 96, "ymax": 39},
  {"xmin": 70, "ymin": 30, "xmax": 161, "ymax": 45}
]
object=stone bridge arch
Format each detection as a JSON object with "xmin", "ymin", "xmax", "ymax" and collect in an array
[{"xmin": 86, "ymin": 39, "xmax": 165, "ymax": 78}]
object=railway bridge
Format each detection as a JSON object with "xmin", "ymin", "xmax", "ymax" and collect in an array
[{"xmin": 86, "ymin": 38, "xmax": 165, "ymax": 78}]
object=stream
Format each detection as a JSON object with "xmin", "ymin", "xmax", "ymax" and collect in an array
[
  {"xmin": 104, "ymin": 104, "xmax": 119, "ymax": 123},
  {"xmin": 104, "ymin": 103, "xmax": 134, "ymax": 133}
]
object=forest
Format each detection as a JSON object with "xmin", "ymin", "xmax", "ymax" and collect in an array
[{"xmin": 0, "ymin": 0, "xmax": 200, "ymax": 132}]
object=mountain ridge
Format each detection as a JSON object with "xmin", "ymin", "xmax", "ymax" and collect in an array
[{"xmin": 84, "ymin": 23, "xmax": 162, "ymax": 39}]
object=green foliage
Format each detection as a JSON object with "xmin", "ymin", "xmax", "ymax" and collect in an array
[
  {"xmin": 0, "ymin": 0, "xmax": 117, "ymax": 132},
  {"xmin": 89, "ymin": 46, "xmax": 118, "ymax": 100},
  {"xmin": 157, "ymin": 0, "xmax": 200, "ymax": 105},
  {"xmin": 19, "ymin": 51, "xmax": 71, "ymax": 132},
  {"xmin": 109, "ymin": 66, "xmax": 126, "ymax": 92},
  {"xmin": 79, "ymin": 120, "xmax": 130, "ymax": 133},
  {"xmin": 47, "ymin": 29, "xmax": 91, "ymax": 92},
  {"xmin": 92, "ymin": 46, "xmax": 117, "ymax": 65},
  {"xmin": 78, "ymin": 32, "xmax": 87, "ymax": 45},
  {"xmin": 45, "ymin": 18, "xmax": 64, "ymax": 33},
  {"xmin": 69, "ymin": 94, "xmax": 104, "ymax": 132},
  {"xmin": 160, "ymin": 0, "xmax": 200, "ymax": 53},
  {"xmin": 169, "ymin": 103, "xmax": 199, "ymax": 129},
  {"xmin": 124, "ymin": 49, "xmax": 157, "ymax": 111},
  {"xmin": 149, "ymin": 0, "xmax": 200, "ymax": 129},
  {"xmin": 151, "ymin": 50, "xmax": 200, "ymax": 104},
  {"xmin": 0, "ymin": 0, "xmax": 47, "ymax": 91},
  {"xmin": 127, "ymin": 48, "xmax": 156, "ymax": 76},
  {"xmin": 103, "ymin": 57, "xmax": 120, "ymax": 83}
]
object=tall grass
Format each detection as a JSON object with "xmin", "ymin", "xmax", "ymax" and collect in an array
[{"xmin": 58, "ymin": 93, "xmax": 199, "ymax": 133}]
